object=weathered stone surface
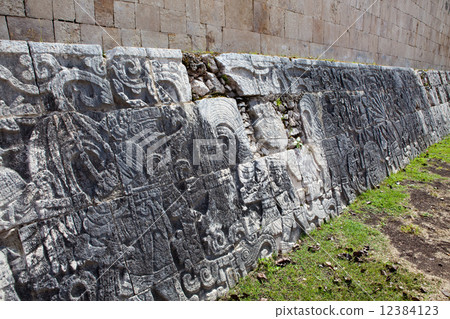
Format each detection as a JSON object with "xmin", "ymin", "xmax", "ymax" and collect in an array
[
  {"xmin": 94, "ymin": 0, "xmax": 114, "ymax": 27},
  {"xmin": 25, "ymin": 0, "xmax": 54, "ymax": 20},
  {"xmin": 141, "ymin": 30, "xmax": 168, "ymax": 48},
  {"xmin": 224, "ymin": 0, "xmax": 253, "ymax": 31},
  {"xmin": 191, "ymin": 79, "xmax": 209, "ymax": 97},
  {"xmin": 0, "ymin": 16, "xmax": 8, "ymax": 40},
  {"xmin": 75, "ymin": 0, "xmax": 96, "ymax": 24},
  {"xmin": 53, "ymin": 0, "xmax": 76, "ymax": 21},
  {"xmin": 7, "ymin": 17, "xmax": 54, "ymax": 42},
  {"xmin": 102, "ymin": 27, "xmax": 121, "ymax": 51},
  {"xmin": 0, "ymin": 0, "xmax": 25, "ymax": 17},
  {"xmin": 114, "ymin": 1, "xmax": 136, "ymax": 29},
  {"xmin": 54, "ymin": 21, "xmax": 81, "ymax": 44},
  {"xmin": 248, "ymin": 101, "xmax": 288, "ymax": 154},
  {"xmin": 121, "ymin": 29, "xmax": 142, "ymax": 47},
  {"xmin": 80, "ymin": 24, "xmax": 103, "ymax": 45},
  {"xmin": 136, "ymin": 3, "xmax": 160, "ymax": 31},
  {"xmin": 200, "ymin": 0, "xmax": 225, "ymax": 27},
  {"xmin": 0, "ymin": 40, "xmax": 42, "ymax": 117},
  {"xmin": 215, "ymin": 53, "xmax": 290, "ymax": 96},
  {"xmin": 106, "ymin": 46, "xmax": 191, "ymax": 107},
  {"xmin": 168, "ymin": 33, "xmax": 192, "ymax": 51},
  {"xmin": 222, "ymin": 28, "xmax": 261, "ymax": 55},
  {"xmin": 0, "ymin": 41, "xmax": 449, "ymax": 300},
  {"xmin": 161, "ymin": 9, "xmax": 187, "ymax": 34}
]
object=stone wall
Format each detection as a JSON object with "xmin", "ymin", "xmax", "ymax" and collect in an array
[
  {"xmin": 0, "ymin": 40, "xmax": 449, "ymax": 300},
  {"xmin": 0, "ymin": 1, "xmax": 449, "ymax": 70}
]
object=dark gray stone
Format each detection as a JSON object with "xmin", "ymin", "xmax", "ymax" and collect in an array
[{"xmin": 0, "ymin": 42, "xmax": 449, "ymax": 300}]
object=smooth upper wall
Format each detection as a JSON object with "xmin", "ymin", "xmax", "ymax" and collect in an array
[{"xmin": 0, "ymin": 0, "xmax": 449, "ymax": 69}]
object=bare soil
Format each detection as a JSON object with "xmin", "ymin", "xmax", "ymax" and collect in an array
[{"xmin": 375, "ymin": 159, "xmax": 450, "ymax": 299}]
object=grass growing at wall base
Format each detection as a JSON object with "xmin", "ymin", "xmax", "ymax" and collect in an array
[
  {"xmin": 224, "ymin": 213, "xmax": 430, "ymax": 301},
  {"xmin": 224, "ymin": 136, "xmax": 450, "ymax": 301}
]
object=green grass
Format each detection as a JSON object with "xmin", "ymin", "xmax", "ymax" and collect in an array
[
  {"xmin": 225, "ymin": 213, "xmax": 431, "ymax": 301},
  {"xmin": 224, "ymin": 136, "xmax": 450, "ymax": 301},
  {"xmin": 275, "ymin": 98, "xmax": 282, "ymax": 107},
  {"xmin": 400, "ymin": 224, "xmax": 422, "ymax": 235}
]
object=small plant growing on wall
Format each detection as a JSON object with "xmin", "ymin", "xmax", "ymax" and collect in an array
[{"xmin": 295, "ymin": 137, "xmax": 303, "ymax": 149}]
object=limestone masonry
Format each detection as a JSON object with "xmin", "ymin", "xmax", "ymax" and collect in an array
[
  {"xmin": 0, "ymin": 40, "xmax": 449, "ymax": 300},
  {"xmin": 0, "ymin": 1, "xmax": 449, "ymax": 70}
]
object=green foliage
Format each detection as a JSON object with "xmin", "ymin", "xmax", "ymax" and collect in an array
[
  {"xmin": 275, "ymin": 98, "xmax": 282, "ymax": 107},
  {"xmin": 225, "ymin": 213, "xmax": 431, "ymax": 301},
  {"xmin": 295, "ymin": 137, "xmax": 303, "ymax": 149},
  {"xmin": 221, "ymin": 74, "xmax": 229, "ymax": 83},
  {"xmin": 400, "ymin": 224, "xmax": 421, "ymax": 235}
]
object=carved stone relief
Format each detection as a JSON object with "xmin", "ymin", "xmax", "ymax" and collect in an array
[{"xmin": 0, "ymin": 41, "xmax": 449, "ymax": 300}]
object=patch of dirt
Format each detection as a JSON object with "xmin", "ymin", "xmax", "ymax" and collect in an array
[
  {"xmin": 366, "ymin": 157, "xmax": 450, "ymax": 299},
  {"xmin": 382, "ymin": 219, "xmax": 449, "ymax": 279},
  {"xmin": 425, "ymin": 159, "xmax": 450, "ymax": 177}
]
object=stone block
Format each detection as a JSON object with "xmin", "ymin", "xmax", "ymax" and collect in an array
[
  {"xmin": 368, "ymin": 34, "xmax": 379, "ymax": 53},
  {"xmin": 94, "ymin": 0, "xmax": 114, "ymax": 27},
  {"xmin": 0, "ymin": 40, "xmax": 42, "ymax": 114},
  {"xmin": 312, "ymin": 18, "xmax": 327, "ymax": 44},
  {"xmin": 25, "ymin": 0, "xmax": 53, "ymax": 19},
  {"xmin": 260, "ymin": 34, "xmax": 282, "ymax": 56},
  {"xmin": 298, "ymin": 15, "xmax": 313, "ymax": 42},
  {"xmin": 322, "ymin": 0, "xmax": 342, "ymax": 24},
  {"xmin": 309, "ymin": 42, "xmax": 327, "ymax": 57},
  {"xmin": 288, "ymin": 0, "xmax": 304, "ymax": 13},
  {"xmin": 140, "ymin": 0, "xmax": 164, "ymax": 6},
  {"xmin": 54, "ymin": 21, "xmax": 81, "ymax": 44},
  {"xmin": 186, "ymin": 0, "xmax": 200, "ymax": 22},
  {"xmin": 75, "ymin": 0, "xmax": 95, "ymax": 24},
  {"xmin": 362, "ymin": 13, "xmax": 372, "ymax": 34},
  {"xmin": 53, "ymin": 0, "xmax": 76, "ymax": 21},
  {"xmin": 200, "ymin": 0, "xmax": 224, "ymax": 27},
  {"xmin": 7, "ymin": 16, "xmax": 54, "ymax": 42},
  {"xmin": 216, "ymin": 53, "xmax": 295, "ymax": 95},
  {"xmin": 253, "ymin": 1, "xmax": 270, "ymax": 34},
  {"xmin": 223, "ymin": 28, "xmax": 260, "ymax": 53},
  {"xmin": 29, "ymin": 40, "xmax": 110, "ymax": 115},
  {"xmin": 248, "ymin": 101, "xmax": 288, "ymax": 154},
  {"xmin": 268, "ymin": 5, "xmax": 284, "ymax": 37},
  {"xmin": 168, "ymin": 33, "xmax": 192, "ymax": 50},
  {"xmin": 165, "ymin": 0, "xmax": 186, "ymax": 12},
  {"xmin": 102, "ymin": 27, "xmax": 121, "ymax": 50},
  {"xmin": 136, "ymin": 4, "xmax": 160, "ymax": 31},
  {"xmin": 121, "ymin": 29, "xmax": 142, "ymax": 47},
  {"xmin": 225, "ymin": 0, "xmax": 253, "ymax": 31},
  {"xmin": 192, "ymin": 35, "xmax": 206, "ymax": 51},
  {"xmin": 187, "ymin": 21, "xmax": 206, "ymax": 37},
  {"xmin": 206, "ymin": 24, "xmax": 222, "ymax": 51},
  {"xmin": 358, "ymin": 30, "xmax": 370, "ymax": 52},
  {"xmin": 261, "ymin": 34, "xmax": 307, "ymax": 58},
  {"xmin": 0, "ymin": 0, "xmax": 25, "ymax": 16},
  {"xmin": 370, "ymin": 15, "xmax": 381, "ymax": 36},
  {"xmin": 285, "ymin": 11, "xmax": 299, "ymax": 40},
  {"xmin": 0, "ymin": 16, "xmax": 9, "ymax": 40},
  {"xmin": 106, "ymin": 46, "xmax": 191, "ymax": 104},
  {"xmin": 323, "ymin": 21, "xmax": 343, "ymax": 47},
  {"xmin": 161, "ymin": 9, "xmax": 186, "ymax": 34},
  {"xmin": 141, "ymin": 30, "xmax": 168, "ymax": 48},
  {"xmin": 80, "ymin": 24, "xmax": 102, "ymax": 44},
  {"xmin": 114, "ymin": 1, "xmax": 136, "ymax": 29},
  {"xmin": 303, "ymin": 0, "xmax": 322, "ymax": 18}
]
